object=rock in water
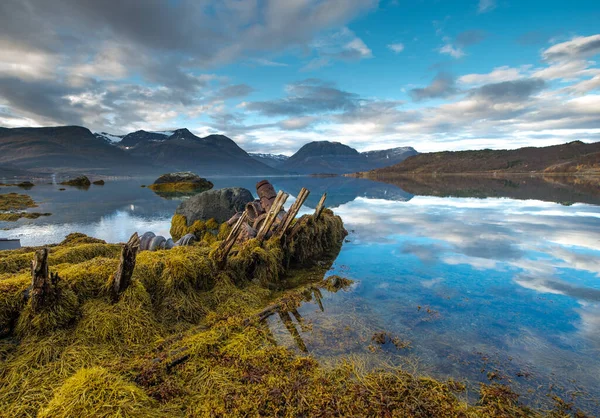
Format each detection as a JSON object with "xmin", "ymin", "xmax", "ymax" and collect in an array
[
  {"xmin": 175, "ymin": 187, "xmax": 253, "ymax": 224},
  {"xmin": 148, "ymin": 172, "xmax": 213, "ymax": 192},
  {"xmin": 60, "ymin": 176, "xmax": 91, "ymax": 187}
]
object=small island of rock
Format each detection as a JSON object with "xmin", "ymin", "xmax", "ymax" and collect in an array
[{"xmin": 148, "ymin": 172, "xmax": 214, "ymax": 193}]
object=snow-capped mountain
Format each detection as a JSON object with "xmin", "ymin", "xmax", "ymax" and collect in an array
[{"xmin": 249, "ymin": 153, "xmax": 290, "ymax": 169}]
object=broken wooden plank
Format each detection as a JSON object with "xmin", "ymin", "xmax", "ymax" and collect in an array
[
  {"xmin": 276, "ymin": 187, "xmax": 310, "ymax": 237},
  {"xmin": 314, "ymin": 192, "xmax": 327, "ymax": 220},
  {"xmin": 215, "ymin": 210, "xmax": 248, "ymax": 267},
  {"xmin": 256, "ymin": 190, "xmax": 288, "ymax": 242},
  {"xmin": 111, "ymin": 232, "xmax": 140, "ymax": 301}
]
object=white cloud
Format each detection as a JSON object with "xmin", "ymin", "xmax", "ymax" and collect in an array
[
  {"xmin": 438, "ymin": 43, "xmax": 465, "ymax": 58},
  {"xmin": 477, "ymin": 0, "xmax": 497, "ymax": 14},
  {"xmin": 459, "ymin": 66, "xmax": 528, "ymax": 85},
  {"xmin": 543, "ymin": 34, "xmax": 600, "ymax": 62},
  {"xmin": 387, "ymin": 43, "xmax": 405, "ymax": 53}
]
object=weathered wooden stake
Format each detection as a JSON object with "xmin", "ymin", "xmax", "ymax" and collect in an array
[
  {"xmin": 111, "ymin": 232, "xmax": 140, "ymax": 301},
  {"xmin": 276, "ymin": 188, "xmax": 310, "ymax": 237},
  {"xmin": 31, "ymin": 248, "xmax": 53, "ymax": 312},
  {"xmin": 215, "ymin": 211, "xmax": 248, "ymax": 267},
  {"xmin": 314, "ymin": 192, "xmax": 327, "ymax": 220},
  {"xmin": 256, "ymin": 190, "xmax": 288, "ymax": 242}
]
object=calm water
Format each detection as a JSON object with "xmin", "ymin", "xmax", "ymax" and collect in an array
[{"xmin": 2, "ymin": 176, "xmax": 600, "ymax": 412}]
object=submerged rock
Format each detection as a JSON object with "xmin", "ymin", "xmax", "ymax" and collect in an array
[
  {"xmin": 148, "ymin": 172, "xmax": 213, "ymax": 193},
  {"xmin": 60, "ymin": 175, "xmax": 91, "ymax": 187},
  {"xmin": 175, "ymin": 187, "xmax": 253, "ymax": 225}
]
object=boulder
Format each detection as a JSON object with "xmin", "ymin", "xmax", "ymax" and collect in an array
[{"xmin": 175, "ymin": 187, "xmax": 254, "ymax": 225}]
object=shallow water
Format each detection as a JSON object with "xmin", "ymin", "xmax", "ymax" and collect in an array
[{"xmin": 2, "ymin": 175, "xmax": 600, "ymax": 412}]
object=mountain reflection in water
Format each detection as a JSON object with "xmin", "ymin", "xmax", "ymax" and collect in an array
[{"xmin": 2, "ymin": 174, "xmax": 600, "ymax": 413}]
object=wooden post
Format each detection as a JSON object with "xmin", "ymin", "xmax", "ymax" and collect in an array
[
  {"xmin": 111, "ymin": 232, "xmax": 140, "ymax": 301},
  {"xmin": 31, "ymin": 248, "xmax": 52, "ymax": 312},
  {"xmin": 276, "ymin": 188, "xmax": 310, "ymax": 237},
  {"xmin": 215, "ymin": 211, "xmax": 248, "ymax": 267},
  {"xmin": 256, "ymin": 190, "xmax": 288, "ymax": 242},
  {"xmin": 314, "ymin": 192, "xmax": 327, "ymax": 220}
]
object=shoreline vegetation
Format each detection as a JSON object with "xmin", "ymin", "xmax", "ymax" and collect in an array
[
  {"xmin": 0, "ymin": 215, "xmax": 592, "ymax": 416},
  {"xmin": 0, "ymin": 192, "xmax": 52, "ymax": 222}
]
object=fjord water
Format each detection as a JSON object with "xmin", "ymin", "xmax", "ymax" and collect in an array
[{"xmin": 2, "ymin": 176, "xmax": 600, "ymax": 412}]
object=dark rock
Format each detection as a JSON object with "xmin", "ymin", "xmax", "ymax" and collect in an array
[
  {"xmin": 175, "ymin": 187, "xmax": 254, "ymax": 225},
  {"xmin": 60, "ymin": 175, "xmax": 91, "ymax": 187},
  {"xmin": 17, "ymin": 181, "xmax": 35, "ymax": 189},
  {"xmin": 92, "ymin": 179, "xmax": 105, "ymax": 185}
]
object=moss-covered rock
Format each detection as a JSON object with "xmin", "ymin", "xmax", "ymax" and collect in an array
[
  {"xmin": 148, "ymin": 172, "xmax": 213, "ymax": 193},
  {"xmin": 60, "ymin": 175, "xmax": 91, "ymax": 187}
]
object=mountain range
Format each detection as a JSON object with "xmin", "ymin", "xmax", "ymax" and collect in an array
[
  {"xmin": 0, "ymin": 126, "xmax": 418, "ymax": 178},
  {"xmin": 251, "ymin": 141, "xmax": 417, "ymax": 174}
]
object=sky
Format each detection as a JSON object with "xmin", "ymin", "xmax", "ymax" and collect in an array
[{"xmin": 0, "ymin": 0, "xmax": 599, "ymax": 154}]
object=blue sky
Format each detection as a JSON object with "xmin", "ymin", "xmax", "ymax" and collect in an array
[{"xmin": 0, "ymin": 0, "xmax": 599, "ymax": 154}]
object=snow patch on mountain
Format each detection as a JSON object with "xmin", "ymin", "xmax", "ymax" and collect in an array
[{"xmin": 94, "ymin": 132, "xmax": 123, "ymax": 143}]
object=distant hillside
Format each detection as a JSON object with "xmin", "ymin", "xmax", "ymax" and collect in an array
[
  {"xmin": 362, "ymin": 147, "xmax": 418, "ymax": 169},
  {"xmin": 0, "ymin": 126, "xmax": 152, "ymax": 175},
  {"xmin": 281, "ymin": 141, "xmax": 369, "ymax": 174},
  {"xmin": 249, "ymin": 153, "xmax": 289, "ymax": 169},
  {"xmin": 121, "ymin": 128, "xmax": 277, "ymax": 175},
  {"xmin": 363, "ymin": 141, "xmax": 600, "ymax": 176},
  {"xmin": 279, "ymin": 141, "xmax": 418, "ymax": 174}
]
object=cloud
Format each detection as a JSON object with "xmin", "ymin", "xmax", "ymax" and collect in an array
[
  {"xmin": 211, "ymin": 84, "xmax": 254, "ymax": 101},
  {"xmin": 469, "ymin": 78, "xmax": 546, "ymax": 102},
  {"xmin": 438, "ymin": 43, "xmax": 465, "ymax": 59},
  {"xmin": 456, "ymin": 30, "xmax": 487, "ymax": 47},
  {"xmin": 409, "ymin": 72, "xmax": 458, "ymax": 101},
  {"xmin": 303, "ymin": 27, "xmax": 373, "ymax": 70},
  {"xmin": 477, "ymin": 0, "xmax": 497, "ymax": 14},
  {"xmin": 542, "ymin": 35, "xmax": 600, "ymax": 62},
  {"xmin": 459, "ymin": 66, "xmax": 528, "ymax": 85},
  {"xmin": 387, "ymin": 43, "xmax": 405, "ymax": 53},
  {"xmin": 243, "ymin": 79, "xmax": 359, "ymax": 116}
]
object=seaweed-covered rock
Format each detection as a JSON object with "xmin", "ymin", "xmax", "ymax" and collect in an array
[
  {"xmin": 60, "ymin": 176, "xmax": 91, "ymax": 187},
  {"xmin": 175, "ymin": 187, "xmax": 253, "ymax": 225},
  {"xmin": 92, "ymin": 179, "xmax": 105, "ymax": 185},
  {"xmin": 148, "ymin": 172, "xmax": 213, "ymax": 193}
]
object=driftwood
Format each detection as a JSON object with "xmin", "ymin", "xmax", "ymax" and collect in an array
[
  {"xmin": 276, "ymin": 188, "xmax": 310, "ymax": 237},
  {"xmin": 215, "ymin": 211, "xmax": 249, "ymax": 267},
  {"xmin": 314, "ymin": 193, "xmax": 327, "ymax": 220},
  {"xmin": 256, "ymin": 190, "xmax": 289, "ymax": 242},
  {"xmin": 111, "ymin": 232, "xmax": 141, "ymax": 301},
  {"xmin": 256, "ymin": 191, "xmax": 289, "ymax": 242},
  {"xmin": 30, "ymin": 248, "xmax": 58, "ymax": 312}
]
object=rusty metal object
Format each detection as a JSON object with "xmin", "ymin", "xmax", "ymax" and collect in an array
[
  {"xmin": 252, "ymin": 213, "xmax": 268, "ymax": 230},
  {"xmin": 245, "ymin": 200, "xmax": 264, "ymax": 223},
  {"xmin": 256, "ymin": 180, "xmax": 277, "ymax": 212}
]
